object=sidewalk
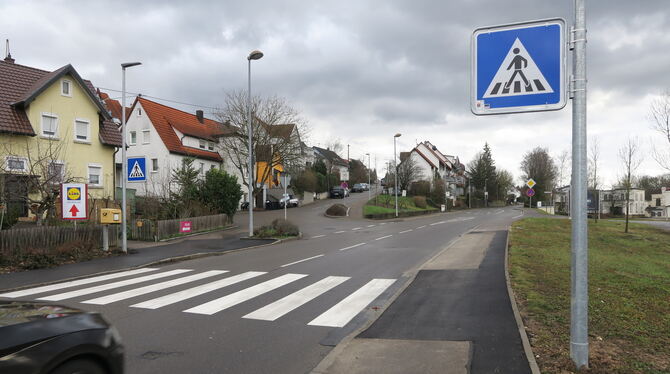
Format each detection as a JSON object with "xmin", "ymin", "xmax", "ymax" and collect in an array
[
  {"xmin": 0, "ymin": 228, "xmax": 273, "ymax": 291},
  {"xmin": 313, "ymin": 223, "xmax": 533, "ymax": 374}
]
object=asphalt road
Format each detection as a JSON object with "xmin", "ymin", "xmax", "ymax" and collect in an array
[{"xmin": 1, "ymin": 194, "xmax": 527, "ymax": 374}]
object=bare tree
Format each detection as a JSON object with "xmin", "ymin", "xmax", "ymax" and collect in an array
[
  {"xmin": 649, "ymin": 91, "xmax": 670, "ymax": 170},
  {"xmin": 216, "ymin": 90, "xmax": 308, "ymax": 204},
  {"xmin": 0, "ymin": 138, "xmax": 76, "ymax": 226},
  {"xmin": 618, "ymin": 137, "xmax": 643, "ymax": 233},
  {"xmin": 556, "ymin": 149, "xmax": 571, "ymax": 187},
  {"xmin": 396, "ymin": 156, "xmax": 424, "ymax": 191},
  {"xmin": 588, "ymin": 137, "xmax": 601, "ymax": 221}
]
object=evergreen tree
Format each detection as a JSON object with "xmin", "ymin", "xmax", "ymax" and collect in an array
[
  {"xmin": 200, "ymin": 169, "xmax": 243, "ymax": 223},
  {"xmin": 467, "ymin": 143, "xmax": 497, "ymax": 201}
]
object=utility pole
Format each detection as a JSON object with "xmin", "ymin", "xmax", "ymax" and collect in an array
[{"xmin": 570, "ymin": 0, "xmax": 589, "ymax": 368}]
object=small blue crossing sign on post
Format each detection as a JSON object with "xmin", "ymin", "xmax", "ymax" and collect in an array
[
  {"xmin": 471, "ymin": 18, "xmax": 566, "ymax": 115},
  {"xmin": 127, "ymin": 157, "xmax": 146, "ymax": 182}
]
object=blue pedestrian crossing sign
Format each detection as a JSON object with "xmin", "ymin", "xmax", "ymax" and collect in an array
[
  {"xmin": 127, "ymin": 157, "xmax": 146, "ymax": 182},
  {"xmin": 471, "ymin": 18, "xmax": 566, "ymax": 115}
]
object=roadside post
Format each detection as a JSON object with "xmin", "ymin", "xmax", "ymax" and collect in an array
[
  {"xmin": 61, "ymin": 183, "xmax": 88, "ymax": 222},
  {"xmin": 281, "ymin": 174, "xmax": 291, "ymax": 221},
  {"xmin": 526, "ymin": 178, "xmax": 536, "ymax": 208},
  {"xmin": 100, "ymin": 208, "xmax": 122, "ymax": 251},
  {"xmin": 472, "ymin": 9, "xmax": 589, "ymax": 368}
]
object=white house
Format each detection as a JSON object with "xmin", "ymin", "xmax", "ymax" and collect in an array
[
  {"xmin": 397, "ymin": 141, "xmax": 467, "ymax": 197},
  {"xmin": 648, "ymin": 187, "xmax": 670, "ymax": 217},
  {"xmin": 115, "ymin": 96, "xmax": 232, "ymax": 197}
]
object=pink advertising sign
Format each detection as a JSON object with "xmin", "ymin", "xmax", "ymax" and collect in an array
[{"xmin": 180, "ymin": 221, "xmax": 192, "ymax": 233}]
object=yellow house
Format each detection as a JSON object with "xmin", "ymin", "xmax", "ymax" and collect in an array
[{"xmin": 0, "ymin": 56, "xmax": 121, "ymax": 221}]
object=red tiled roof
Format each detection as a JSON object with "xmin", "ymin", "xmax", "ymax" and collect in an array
[
  {"xmin": 0, "ymin": 60, "xmax": 121, "ymax": 147},
  {"xmin": 137, "ymin": 97, "xmax": 223, "ymax": 162},
  {"xmin": 97, "ymin": 90, "xmax": 130, "ymax": 122}
]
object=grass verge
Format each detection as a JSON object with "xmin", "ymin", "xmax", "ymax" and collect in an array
[
  {"xmin": 364, "ymin": 195, "xmax": 437, "ymax": 215},
  {"xmin": 508, "ymin": 218, "xmax": 669, "ymax": 373}
]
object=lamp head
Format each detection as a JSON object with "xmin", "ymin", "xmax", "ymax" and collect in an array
[
  {"xmin": 248, "ymin": 50, "xmax": 264, "ymax": 60},
  {"xmin": 121, "ymin": 62, "xmax": 142, "ymax": 69},
  {"xmin": 394, "ymin": 133, "xmax": 401, "ymax": 138}
]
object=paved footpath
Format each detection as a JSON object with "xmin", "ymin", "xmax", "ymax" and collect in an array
[{"xmin": 315, "ymin": 222, "xmax": 532, "ymax": 374}]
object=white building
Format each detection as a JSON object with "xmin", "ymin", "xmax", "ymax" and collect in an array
[
  {"xmin": 115, "ymin": 96, "xmax": 233, "ymax": 197},
  {"xmin": 648, "ymin": 187, "xmax": 670, "ymax": 217},
  {"xmin": 397, "ymin": 141, "xmax": 467, "ymax": 197}
]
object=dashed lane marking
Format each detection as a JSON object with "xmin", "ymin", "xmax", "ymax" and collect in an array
[
  {"xmin": 374, "ymin": 235, "xmax": 392, "ymax": 241},
  {"xmin": 280, "ymin": 255, "xmax": 325, "ymax": 268},
  {"xmin": 339, "ymin": 243, "xmax": 366, "ymax": 251}
]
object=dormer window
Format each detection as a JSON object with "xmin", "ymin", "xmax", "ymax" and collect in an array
[
  {"xmin": 208, "ymin": 142, "xmax": 214, "ymax": 151},
  {"xmin": 61, "ymin": 80, "xmax": 72, "ymax": 97},
  {"xmin": 199, "ymin": 140, "xmax": 206, "ymax": 149}
]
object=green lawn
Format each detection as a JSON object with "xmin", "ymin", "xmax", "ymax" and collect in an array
[
  {"xmin": 508, "ymin": 218, "xmax": 669, "ymax": 374},
  {"xmin": 363, "ymin": 195, "xmax": 437, "ymax": 216}
]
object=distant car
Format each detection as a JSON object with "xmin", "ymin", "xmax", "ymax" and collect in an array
[
  {"xmin": 362, "ymin": 183, "xmax": 370, "ymax": 191},
  {"xmin": 352, "ymin": 183, "xmax": 364, "ymax": 193},
  {"xmin": 0, "ymin": 300, "xmax": 124, "ymax": 374},
  {"xmin": 330, "ymin": 186, "xmax": 346, "ymax": 199},
  {"xmin": 265, "ymin": 198, "xmax": 280, "ymax": 210},
  {"xmin": 279, "ymin": 195, "xmax": 299, "ymax": 208}
]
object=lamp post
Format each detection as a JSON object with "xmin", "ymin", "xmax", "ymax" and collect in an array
[
  {"xmin": 247, "ymin": 49, "xmax": 263, "ymax": 237},
  {"xmin": 366, "ymin": 153, "xmax": 371, "ymax": 201},
  {"xmin": 120, "ymin": 61, "xmax": 141, "ymax": 254},
  {"xmin": 394, "ymin": 133, "xmax": 401, "ymax": 217},
  {"xmin": 484, "ymin": 177, "xmax": 488, "ymax": 208}
]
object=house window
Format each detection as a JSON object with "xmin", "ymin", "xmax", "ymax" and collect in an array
[
  {"xmin": 142, "ymin": 130, "xmax": 150, "ymax": 144},
  {"xmin": 41, "ymin": 113, "xmax": 58, "ymax": 137},
  {"xmin": 199, "ymin": 140, "xmax": 206, "ymax": 149},
  {"xmin": 6, "ymin": 156, "xmax": 27, "ymax": 172},
  {"xmin": 138, "ymin": 108, "xmax": 142, "ymax": 116},
  {"xmin": 210, "ymin": 164, "xmax": 216, "ymax": 171},
  {"xmin": 61, "ymin": 80, "xmax": 72, "ymax": 97},
  {"xmin": 129, "ymin": 131, "xmax": 137, "ymax": 145},
  {"xmin": 88, "ymin": 165, "xmax": 102, "ymax": 187},
  {"xmin": 208, "ymin": 142, "xmax": 214, "ymax": 151},
  {"xmin": 151, "ymin": 158, "xmax": 159, "ymax": 172},
  {"xmin": 47, "ymin": 161, "xmax": 65, "ymax": 183},
  {"xmin": 657, "ymin": 198, "xmax": 662, "ymax": 207},
  {"xmin": 74, "ymin": 119, "xmax": 90, "ymax": 142}
]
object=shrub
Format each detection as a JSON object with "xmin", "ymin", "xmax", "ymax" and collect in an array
[
  {"xmin": 326, "ymin": 204, "xmax": 348, "ymax": 216},
  {"xmin": 431, "ymin": 179, "xmax": 446, "ymax": 205},
  {"xmin": 409, "ymin": 181, "xmax": 431, "ymax": 197},
  {"xmin": 254, "ymin": 219, "xmax": 300, "ymax": 237},
  {"xmin": 413, "ymin": 196, "xmax": 427, "ymax": 208}
]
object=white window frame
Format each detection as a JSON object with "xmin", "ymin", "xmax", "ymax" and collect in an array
[
  {"xmin": 199, "ymin": 139, "xmax": 206, "ymax": 149},
  {"xmin": 5, "ymin": 156, "xmax": 28, "ymax": 173},
  {"xmin": 208, "ymin": 141, "xmax": 214, "ymax": 151},
  {"xmin": 61, "ymin": 79, "xmax": 72, "ymax": 97},
  {"xmin": 129, "ymin": 131, "xmax": 137, "ymax": 145},
  {"xmin": 151, "ymin": 158, "xmax": 159, "ymax": 173},
  {"xmin": 40, "ymin": 112, "xmax": 59, "ymax": 138},
  {"xmin": 73, "ymin": 118, "xmax": 91, "ymax": 143},
  {"xmin": 87, "ymin": 163, "xmax": 103, "ymax": 187},
  {"xmin": 47, "ymin": 160, "xmax": 66, "ymax": 184},
  {"xmin": 142, "ymin": 129, "xmax": 150, "ymax": 144},
  {"xmin": 199, "ymin": 162, "xmax": 204, "ymax": 174}
]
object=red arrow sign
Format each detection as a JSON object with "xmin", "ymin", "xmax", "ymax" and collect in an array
[{"xmin": 69, "ymin": 205, "xmax": 79, "ymax": 217}]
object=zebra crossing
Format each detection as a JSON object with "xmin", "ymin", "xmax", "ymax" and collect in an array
[{"xmin": 0, "ymin": 267, "xmax": 397, "ymax": 328}]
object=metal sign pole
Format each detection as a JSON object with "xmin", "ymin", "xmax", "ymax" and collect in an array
[{"xmin": 570, "ymin": 0, "xmax": 589, "ymax": 368}]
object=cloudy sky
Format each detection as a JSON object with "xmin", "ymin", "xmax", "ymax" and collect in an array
[{"xmin": 3, "ymin": 0, "xmax": 669, "ymax": 187}]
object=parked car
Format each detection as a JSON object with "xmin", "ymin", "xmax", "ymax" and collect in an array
[
  {"xmin": 362, "ymin": 183, "xmax": 370, "ymax": 191},
  {"xmin": 330, "ymin": 186, "xmax": 346, "ymax": 199},
  {"xmin": 352, "ymin": 183, "xmax": 364, "ymax": 192},
  {"xmin": 240, "ymin": 201, "xmax": 249, "ymax": 210},
  {"xmin": 0, "ymin": 300, "xmax": 124, "ymax": 374},
  {"xmin": 279, "ymin": 195, "xmax": 299, "ymax": 208},
  {"xmin": 265, "ymin": 198, "xmax": 280, "ymax": 210}
]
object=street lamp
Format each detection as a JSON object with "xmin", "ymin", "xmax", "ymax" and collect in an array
[
  {"xmin": 120, "ymin": 61, "xmax": 141, "ymax": 254},
  {"xmin": 247, "ymin": 49, "xmax": 263, "ymax": 237},
  {"xmin": 366, "ymin": 153, "xmax": 371, "ymax": 201},
  {"xmin": 394, "ymin": 133, "xmax": 401, "ymax": 217}
]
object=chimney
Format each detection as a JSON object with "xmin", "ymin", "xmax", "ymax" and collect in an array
[
  {"xmin": 196, "ymin": 110, "xmax": 204, "ymax": 124},
  {"xmin": 4, "ymin": 39, "xmax": 14, "ymax": 63}
]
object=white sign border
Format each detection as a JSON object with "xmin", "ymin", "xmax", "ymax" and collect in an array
[{"xmin": 61, "ymin": 183, "xmax": 88, "ymax": 220}]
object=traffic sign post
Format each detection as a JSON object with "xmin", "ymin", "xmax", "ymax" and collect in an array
[
  {"xmin": 471, "ymin": 18, "xmax": 566, "ymax": 115},
  {"xmin": 526, "ymin": 188, "xmax": 535, "ymax": 209},
  {"xmin": 61, "ymin": 183, "xmax": 88, "ymax": 220},
  {"xmin": 526, "ymin": 178, "xmax": 536, "ymax": 189}
]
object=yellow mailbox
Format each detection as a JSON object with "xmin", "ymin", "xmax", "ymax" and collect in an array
[{"xmin": 100, "ymin": 208, "xmax": 122, "ymax": 224}]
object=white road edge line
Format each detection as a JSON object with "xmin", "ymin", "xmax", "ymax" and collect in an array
[
  {"xmin": 311, "ymin": 235, "xmax": 326, "ymax": 239},
  {"xmin": 280, "ymin": 254, "xmax": 325, "ymax": 268},
  {"xmin": 339, "ymin": 243, "xmax": 366, "ymax": 251},
  {"xmin": 399, "ymin": 229, "xmax": 413, "ymax": 234},
  {"xmin": 512, "ymin": 214, "xmax": 523, "ymax": 219},
  {"xmin": 374, "ymin": 235, "xmax": 392, "ymax": 241}
]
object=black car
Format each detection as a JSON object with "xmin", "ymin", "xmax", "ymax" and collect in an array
[
  {"xmin": 0, "ymin": 301, "xmax": 124, "ymax": 374},
  {"xmin": 330, "ymin": 186, "xmax": 346, "ymax": 199}
]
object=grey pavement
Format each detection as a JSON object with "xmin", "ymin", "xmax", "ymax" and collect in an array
[{"xmin": 1, "ymin": 203, "xmax": 531, "ymax": 373}]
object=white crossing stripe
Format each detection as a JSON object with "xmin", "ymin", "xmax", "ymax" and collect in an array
[
  {"xmin": 243, "ymin": 276, "xmax": 350, "ymax": 321},
  {"xmin": 308, "ymin": 278, "xmax": 396, "ymax": 327},
  {"xmin": 184, "ymin": 273, "xmax": 308, "ymax": 315},
  {"xmin": 0, "ymin": 268, "xmax": 159, "ymax": 298},
  {"xmin": 131, "ymin": 271, "xmax": 266, "ymax": 309},
  {"xmin": 280, "ymin": 255, "xmax": 324, "ymax": 268},
  {"xmin": 82, "ymin": 270, "xmax": 227, "ymax": 305},
  {"xmin": 37, "ymin": 269, "xmax": 192, "ymax": 301}
]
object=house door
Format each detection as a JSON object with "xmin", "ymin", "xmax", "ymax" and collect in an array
[{"xmin": 2, "ymin": 174, "xmax": 29, "ymax": 218}]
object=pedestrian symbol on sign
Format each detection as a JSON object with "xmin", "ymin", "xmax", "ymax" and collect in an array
[
  {"xmin": 483, "ymin": 38, "xmax": 553, "ymax": 98},
  {"xmin": 129, "ymin": 161, "xmax": 145, "ymax": 179}
]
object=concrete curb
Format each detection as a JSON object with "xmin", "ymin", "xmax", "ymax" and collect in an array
[
  {"xmin": 0, "ymin": 238, "xmax": 279, "ymax": 294},
  {"xmin": 504, "ymin": 225, "xmax": 541, "ymax": 374},
  {"xmin": 157, "ymin": 224, "xmax": 238, "ymax": 242},
  {"xmin": 310, "ymin": 225, "xmax": 479, "ymax": 374}
]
